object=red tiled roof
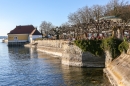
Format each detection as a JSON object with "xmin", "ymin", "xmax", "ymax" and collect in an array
[{"xmin": 9, "ymin": 25, "xmax": 36, "ymax": 34}]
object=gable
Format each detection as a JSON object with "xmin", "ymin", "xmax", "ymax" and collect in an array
[{"xmin": 32, "ymin": 29, "xmax": 42, "ymax": 35}]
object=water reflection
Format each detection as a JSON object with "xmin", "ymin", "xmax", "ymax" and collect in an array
[
  {"xmin": 30, "ymin": 47, "xmax": 38, "ymax": 58},
  {"xmin": 8, "ymin": 46, "xmax": 30, "ymax": 60},
  {"xmin": 8, "ymin": 46, "xmax": 38, "ymax": 60},
  {"xmin": 61, "ymin": 65, "xmax": 104, "ymax": 86},
  {"xmin": 37, "ymin": 51, "xmax": 111, "ymax": 86},
  {"xmin": 0, "ymin": 43, "xmax": 112, "ymax": 86}
]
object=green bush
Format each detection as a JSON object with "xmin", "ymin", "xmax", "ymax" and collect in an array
[
  {"xmin": 74, "ymin": 39, "xmax": 103, "ymax": 56},
  {"xmin": 74, "ymin": 37, "xmax": 129, "ymax": 59},
  {"xmin": 101, "ymin": 37, "xmax": 122, "ymax": 59},
  {"xmin": 118, "ymin": 41, "xmax": 129, "ymax": 53}
]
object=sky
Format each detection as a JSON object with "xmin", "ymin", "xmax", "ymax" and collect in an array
[{"xmin": 0, "ymin": 0, "xmax": 112, "ymax": 36}]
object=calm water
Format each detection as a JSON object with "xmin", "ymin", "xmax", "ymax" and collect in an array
[{"xmin": 0, "ymin": 40, "xmax": 111, "ymax": 86}]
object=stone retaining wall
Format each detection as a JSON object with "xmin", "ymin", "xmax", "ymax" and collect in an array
[
  {"xmin": 104, "ymin": 53, "xmax": 130, "ymax": 86},
  {"xmin": 36, "ymin": 40, "xmax": 64, "ymax": 48},
  {"xmin": 37, "ymin": 46, "xmax": 63, "ymax": 57},
  {"xmin": 62, "ymin": 43, "xmax": 105, "ymax": 67},
  {"xmin": 25, "ymin": 40, "xmax": 130, "ymax": 85},
  {"xmin": 31, "ymin": 40, "xmax": 105, "ymax": 67},
  {"xmin": 104, "ymin": 44, "xmax": 130, "ymax": 86}
]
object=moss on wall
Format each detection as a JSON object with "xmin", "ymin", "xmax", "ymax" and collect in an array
[
  {"xmin": 118, "ymin": 41, "xmax": 129, "ymax": 53},
  {"xmin": 74, "ymin": 37, "xmax": 129, "ymax": 59},
  {"xmin": 74, "ymin": 39, "xmax": 103, "ymax": 56},
  {"xmin": 101, "ymin": 37, "xmax": 122, "ymax": 59}
]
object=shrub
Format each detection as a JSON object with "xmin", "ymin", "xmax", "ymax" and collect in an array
[
  {"xmin": 118, "ymin": 41, "xmax": 129, "ymax": 53},
  {"xmin": 101, "ymin": 37, "xmax": 122, "ymax": 59},
  {"xmin": 74, "ymin": 37, "xmax": 129, "ymax": 59},
  {"xmin": 74, "ymin": 39, "xmax": 103, "ymax": 56}
]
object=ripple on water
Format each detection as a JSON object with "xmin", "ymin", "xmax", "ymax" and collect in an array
[{"xmin": 0, "ymin": 43, "xmax": 111, "ymax": 86}]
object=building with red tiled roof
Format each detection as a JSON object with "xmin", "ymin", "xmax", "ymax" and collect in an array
[{"xmin": 8, "ymin": 25, "xmax": 42, "ymax": 45}]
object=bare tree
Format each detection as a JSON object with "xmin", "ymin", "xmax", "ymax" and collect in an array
[
  {"xmin": 92, "ymin": 5, "xmax": 105, "ymax": 20},
  {"xmin": 77, "ymin": 8, "xmax": 88, "ymax": 24},
  {"xmin": 60, "ymin": 22, "xmax": 70, "ymax": 33},
  {"xmin": 68, "ymin": 12, "xmax": 81, "ymax": 25},
  {"xmin": 61, "ymin": 22, "xmax": 70, "ymax": 28},
  {"xmin": 68, "ymin": 4, "xmax": 105, "ymax": 25},
  {"xmin": 39, "ymin": 21, "xmax": 54, "ymax": 36},
  {"xmin": 119, "ymin": 5, "xmax": 130, "ymax": 22},
  {"xmin": 105, "ymin": 0, "xmax": 130, "ymax": 21}
]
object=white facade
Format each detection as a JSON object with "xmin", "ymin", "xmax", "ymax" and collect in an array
[
  {"xmin": 32, "ymin": 35, "xmax": 42, "ymax": 40},
  {"xmin": 29, "ymin": 35, "xmax": 42, "ymax": 43}
]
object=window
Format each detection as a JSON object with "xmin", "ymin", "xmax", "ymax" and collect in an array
[{"xmin": 14, "ymin": 36, "xmax": 18, "ymax": 40}]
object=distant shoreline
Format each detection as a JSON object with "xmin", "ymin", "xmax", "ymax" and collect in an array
[{"xmin": 0, "ymin": 36, "xmax": 7, "ymax": 39}]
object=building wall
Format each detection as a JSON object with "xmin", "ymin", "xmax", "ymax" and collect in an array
[
  {"xmin": 29, "ymin": 35, "xmax": 42, "ymax": 43},
  {"xmin": 32, "ymin": 35, "xmax": 42, "ymax": 40},
  {"xmin": 99, "ymin": 16, "xmax": 122, "ymax": 22},
  {"xmin": 8, "ymin": 34, "xmax": 29, "ymax": 42}
]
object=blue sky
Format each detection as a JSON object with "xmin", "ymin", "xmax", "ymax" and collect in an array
[{"xmin": 0, "ymin": 0, "xmax": 111, "ymax": 36}]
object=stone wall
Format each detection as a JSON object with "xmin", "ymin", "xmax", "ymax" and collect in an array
[
  {"xmin": 36, "ymin": 40, "xmax": 64, "ymax": 48},
  {"xmin": 26, "ymin": 40, "xmax": 130, "ymax": 85},
  {"xmin": 126, "ymin": 43, "xmax": 130, "ymax": 55},
  {"xmin": 33, "ymin": 40, "xmax": 105, "ymax": 67},
  {"xmin": 104, "ymin": 44, "xmax": 130, "ymax": 86},
  {"xmin": 62, "ymin": 43, "xmax": 105, "ymax": 67}
]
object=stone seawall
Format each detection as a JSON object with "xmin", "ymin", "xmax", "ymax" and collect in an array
[
  {"xmin": 37, "ymin": 46, "xmax": 63, "ymax": 57},
  {"xmin": 104, "ymin": 53, "xmax": 130, "ymax": 86},
  {"xmin": 25, "ymin": 40, "xmax": 105, "ymax": 67},
  {"xmin": 104, "ymin": 47, "xmax": 130, "ymax": 86},
  {"xmin": 62, "ymin": 42, "xmax": 105, "ymax": 67},
  {"xmin": 36, "ymin": 40, "xmax": 64, "ymax": 48},
  {"xmin": 25, "ymin": 40, "xmax": 130, "ymax": 85}
]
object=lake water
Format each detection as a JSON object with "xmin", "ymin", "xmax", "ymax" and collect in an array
[{"xmin": 0, "ymin": 39, "xmax": 111, "ymax": 86}]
